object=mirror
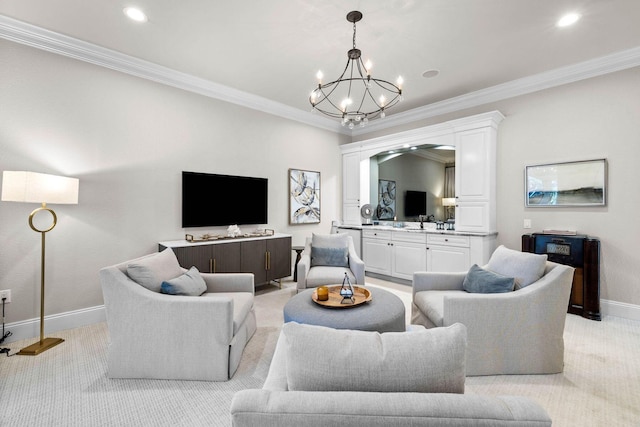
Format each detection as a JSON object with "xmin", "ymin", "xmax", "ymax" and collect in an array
[{"xmin": 369, "ymin": 144, "xmax": 455, "ymax": 222}]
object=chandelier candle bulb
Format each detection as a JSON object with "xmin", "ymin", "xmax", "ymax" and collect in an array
[{"xmin": 365, "ymin": 60, "xmax": 372, "ymax": 74}]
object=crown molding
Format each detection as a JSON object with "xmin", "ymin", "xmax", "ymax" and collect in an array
[
  {"xmin": 2, "ymin": 15, "xmax": 639, "ymax": 138},
  {"xmin": 0, "ymin": 15, "xmax": 347, "ymax": 135},
  {"xmin": 352, "ymin": 45, "xmax": 640, "ymax": 136}
]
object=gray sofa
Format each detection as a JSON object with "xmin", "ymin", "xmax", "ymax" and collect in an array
[
  {"xmin": 100, "ymin": 249, "xmax": 256, "ymax": 381},
  {"xmin": 230, "ymin": 322, "xmax": 552, "ymax": 426}
]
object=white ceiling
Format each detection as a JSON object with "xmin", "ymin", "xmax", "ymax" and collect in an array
[{"xmin": 2, "ymin": 0, "xmax": 640, "ymax": 134}]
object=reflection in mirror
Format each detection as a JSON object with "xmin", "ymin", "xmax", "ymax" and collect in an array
[{"xmin": 370, "ymin": 144, "xmax": 455, "ymax": 223}]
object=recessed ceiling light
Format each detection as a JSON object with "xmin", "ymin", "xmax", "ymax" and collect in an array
[
  {"xmin": 434, "ymin": 145, "xmax": 455, "ymax": 150},
  {"xmin": 410, "ymin": 146, "xmax": 417, "ymax": 150},
  {"xmin": 422, "ymin": 69, "xmax": 440, "ymax": 79},
  {"xmin": 557, "ymin": 13, "xmax": 581, "ymax": 27},
  {"xmin": 124, "ymin": 7, "xmax": 148, "ymax": 22}
]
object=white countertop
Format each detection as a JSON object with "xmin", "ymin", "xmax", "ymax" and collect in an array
[{"xmin": 337, "ymin": 224, "xmax": 496, "ymax": 237}]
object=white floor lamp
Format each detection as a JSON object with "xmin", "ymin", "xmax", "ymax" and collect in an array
[{"xmin": 1, "ymin": 171, "xmax": 79, "ymax": 356}]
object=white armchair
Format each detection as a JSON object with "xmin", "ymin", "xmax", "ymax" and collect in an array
[
  {"xmin": 100, "ymin": 249, "xmax": 256, "ymax": 381},
  {"xmin": 412, "ymin": 246, "xmax": 574, "ymax": 376},
  {"xmin": 296, "ymin": 234, "xmax": 365, "ymax": 292}
]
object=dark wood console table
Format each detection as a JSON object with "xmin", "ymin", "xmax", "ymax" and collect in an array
[
  {"xmin": 159, "ymin": 233, "xmax": 292, "ymax": 287},
  {"xmin": 522, "ymin": 233, "xmax": 600, "ymax": 321}
]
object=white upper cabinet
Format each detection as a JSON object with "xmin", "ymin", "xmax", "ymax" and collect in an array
[{"xmin": 341, "ymin": 111, "xmax": 503, "ymax": 232}]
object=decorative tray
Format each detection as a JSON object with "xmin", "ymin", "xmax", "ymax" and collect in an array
[{"xmin": 311, "ymin": 285, "xmax": 372, "ymax": 308}]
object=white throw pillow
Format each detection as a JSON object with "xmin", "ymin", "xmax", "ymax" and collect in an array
[
  {"xmin": 486, "ymin": 245, "xmax": 548, "ymax": 289},
  {"xmin": 127, "ymin": 249, "xmax": 184, "ymax": 293},
  {"xmin": 282, "ymin": 322, "xmax": 467, "ymax": 393}
]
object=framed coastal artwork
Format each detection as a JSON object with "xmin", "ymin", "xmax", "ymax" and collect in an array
[
  {"xmin": 525, "ymin": 159, "xmax": 607, "ymax": 207},
  {"xmin": 289, "ymin": 169, "xmax": 321, "ymax": 224}
]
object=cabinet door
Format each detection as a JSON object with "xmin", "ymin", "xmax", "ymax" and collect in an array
[
  {"xmin": 266, "ymin": 237, "xmax": 292, "ymax": 281},
  {"xmin": 241, "ymin": 240, "xmax": 267, "ymax": 285},
  {"xmin": 392, "ymin": 241, "xmax": 427, "ymax": 280},
  {"xmin": 343, "ymin": 152, "xmax": 362, "ymax": 225},
  {"xmin": 455, "ymin": 202, "xmax": 490, "ymax": 233},
  {"xmin": 455, "ymin": 128, "xmax": 491, "ymax": 201},
  {"xmin": 343, "ymin": 152, "xmax": 361, "ymax": 205},
  {"xmin": 170, "ymin": 246, "xmax": 212, "ymax": 272},
  {"xmin": 362, "ymin": 238, "xmax": 392, "ymax": 275},
  {"xmin": 427, "ymin": 245, "xmax": 470, "ymax": 273},
  {"xmin": 212, "ymin": 242, "xmax": 241, "ymax": 273}
]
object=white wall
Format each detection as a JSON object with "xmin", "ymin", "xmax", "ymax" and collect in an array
[
  {"xmin": 0, "ymin": 40, "xmax": 348, "ymax": 324},
  {"xmin": 354, "ymin": 67, "xmax": 640, "ymax": 309},
  {"xmin": 2, "ymin": 37, "xmax": 639, "ymax": 328}
]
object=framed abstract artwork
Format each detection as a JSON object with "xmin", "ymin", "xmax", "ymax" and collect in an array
[
  {"xmin": 525, "ymin": 159, "xmax": 607, "ymax": 207},
  {"xmin": 289, "ymin": 169, "xmax": 321, "ymax": 224},
  {"xmin": 377, "ymin": 179, "xmax": 396, "ymax": 220}
]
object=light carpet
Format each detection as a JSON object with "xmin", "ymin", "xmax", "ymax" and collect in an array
[{"xmin": 0, "ymin": 278, "xmax": 639, "ymax": 426}]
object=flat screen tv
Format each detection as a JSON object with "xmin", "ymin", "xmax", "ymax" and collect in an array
[
  {"xmin": 404, "ymin": 190, "xmax": 427, "ymax": 217},
  {"xmin": 182, "ymin": 171, "xmax": 268, "ymax": 228}
]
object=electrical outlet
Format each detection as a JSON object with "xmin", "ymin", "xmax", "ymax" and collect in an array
[
  {"xmin": 523, "ymin": 219, "xmax": 532, "ymax": 229},
  {"xmin": 0, "ymin": 289, "xmax": 11, "ymax": 303}
]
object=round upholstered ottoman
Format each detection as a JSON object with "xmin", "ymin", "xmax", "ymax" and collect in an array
[{"xmin": 283, "ymin": 286, "xmax": 405, "ymax": 333}]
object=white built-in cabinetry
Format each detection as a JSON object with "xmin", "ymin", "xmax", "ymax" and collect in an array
[
  {"xmin": 342, "ymin": 152, "xmax": 362, "ymax": 225},
  {"xmin": 426, "ymin": 235, "xmax": 471, "ymax": 273},
  {"xmin": 340, "ymin": 111, "xmax": 503, "ymax": 233},
  {"xmin": 362, "ymin": 229, "xmax": 496, "ymax": 281},
  {"xmin": 362, "ymin": 229, "xmax": 427, "ymax": 281},
  {"xmin": 454, "ymin": 126, "xmax": 497, "ymax": 232}
]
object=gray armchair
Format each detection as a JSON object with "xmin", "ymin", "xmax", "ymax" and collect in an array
[
  {"xmin": 412, "ymin": 247, "xmax": 574, "ymax": 376},
  {"xmin": 296, "ymin": 234, "xmax": 365, "ymax": 292},
  {"xmin": 100, "ymin": 250, "xmax": 256, "ymax": 381}
]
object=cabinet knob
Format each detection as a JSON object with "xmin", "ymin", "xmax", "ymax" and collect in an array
[{"xmin": 445, "ymin": 238, "xmax": 449, "ymax": 242}]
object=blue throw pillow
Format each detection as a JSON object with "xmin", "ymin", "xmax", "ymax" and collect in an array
[
  {"xmin": 463, "ymin": 264, "xmax": 515, "ymax": 294},
  {"xmin": 310, "ymin": 246, "xmax": 349, "ymax": 267},
  {"xmin": 160, "ymin": 266, "xmax": 207, "ymax": 296}
]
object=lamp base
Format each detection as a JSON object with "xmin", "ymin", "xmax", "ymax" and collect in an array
[{"xmin": 17, "ymin": 337, "xmax": 64, "ymax": 356}]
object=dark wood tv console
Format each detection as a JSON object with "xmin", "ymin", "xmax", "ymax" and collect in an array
[
  {"xmin": 522, "ymin": 233, "xmax": 600, "ymax": 321},
  {"xmin": 159, "ymin": 233, "xmax": 292, "ymax": 287}
]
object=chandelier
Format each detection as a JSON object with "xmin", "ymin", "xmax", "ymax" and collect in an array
[{"xmin": 309, "ymin": 11, "xmax": 404, "ymax": 129}]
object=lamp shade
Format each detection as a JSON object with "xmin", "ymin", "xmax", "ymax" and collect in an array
[
  {"xmin": 1, "ymin": 171, "xmax": 79, "ymax": 205},
  {"xmin": 442, "ymin": 197, "xmax": 456, "ymax": 207}
]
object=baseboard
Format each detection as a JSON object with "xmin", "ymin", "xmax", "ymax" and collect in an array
[
  {"xmin": 365, "ymin": 272, "xmax": 412, "ymax": 287},
  {"xmin": 601, "ymin": 299, "xmax": 640, "ymax": 322},
  {"xmin": 2, "ymin": 305, "xmax": 106, "ymax": 344}
]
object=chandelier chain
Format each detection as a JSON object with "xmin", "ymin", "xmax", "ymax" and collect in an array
[{"xmin": 353, "ymin": 21, "xmax": 357, "ymax": 50}]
